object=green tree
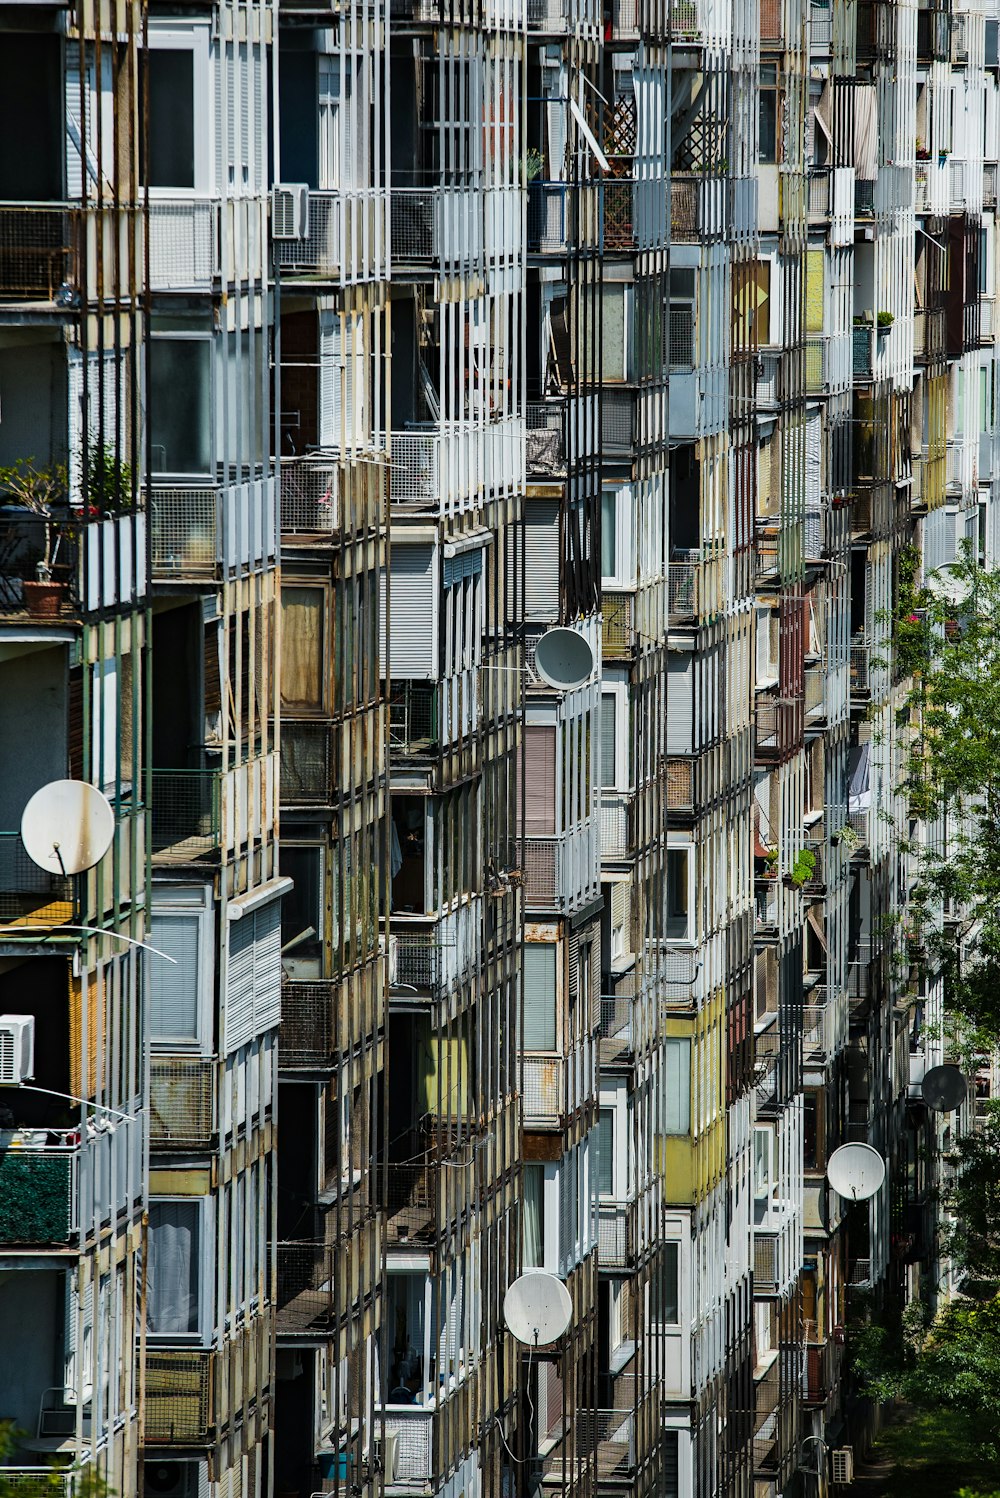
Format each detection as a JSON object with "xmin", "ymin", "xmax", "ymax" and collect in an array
[
  {"xmin": 896, "ymin": 548, "xmax": 1000, "ymax": 1045},
  {"xmin": 940, "ymin": 1107, "xmax": 1000, "ymax": 1281}
]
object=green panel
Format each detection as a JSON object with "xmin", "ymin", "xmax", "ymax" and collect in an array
[{"xmin": 0, "ymin": 1152, "xmax": 72, "ymax": 1243}]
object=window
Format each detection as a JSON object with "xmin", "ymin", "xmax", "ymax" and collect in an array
[
  {"xmin": 601, "ymin": 693, "xmax": 618, "ymax": 789},
  {"xmin": 147, "ymin": 898, "xmax": 211, "ymax": 1048},
  {"xmin": 664, "ymin": 1039, "xmax": 691, "ymax": 1134},
  {"xmin": 523, "ymin": 943, "xmax": 557, "ymax": 1050},
  {"xmin": 668, "ymin": 268, "xmax": 695, "ymax": 368},
  {"xmin": 666, "ymin": 847, "xmax": 690, "ymax": 940},
  {"xmin": 523, "ymin": 1164, "xmax": 545, "ymax": 1267},
  {"xmin": 90, "ymin": 658, "xmax": 118, "ymax": 793},
  {"xmin": 281, "ymin": 845, "xmax": 324, "ymax": 969},
  {"xmin": 281, "ymin": 586, "xmax": 327, "ymax": 713},
  {"xmin": 601, "ymin": 284, "xmax": 629, "ymax": 382},
  {"xmin": 662, "ymin": 1241, "xmax": 679, "ymax": 1324},
  {"xmin": 385, "ymin": 1272, "xmax": 430, "ymax": 1404},
  {"xmin": 759, "ymin": 66, "xmax": 778, "ymax": 164},
  {"xmin": 752, "ymin": 261, "xmax": 772, "ymax": 346},
  {"xmin": 147, "ymin": 1200, "xmax": 204, "ymax": 1336},
  {"xmin": 753, "ymin": 1126, "xmax": 773, "ymax": 1223},
  {"xmin": 601, "ymin": 489, "xmax": 618, "ymax": 578},
  {"xmin": 149, "ymin": 338, "xmax": 212, "ymax": 475},
  {"xmin": 147, "ymin": 50, "xmax": 195, "ymax": 187},
  {"xmin": 597, "ymin": 1108, "xmax": 615, "ymax": 1197}
]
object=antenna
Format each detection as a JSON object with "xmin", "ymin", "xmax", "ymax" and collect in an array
[
  {"xmin": 20, "ymin": 780, "xmax": 115, "ymax": 877},
  {"xmin": 533, "ymin": 629, "xmax": 596, "ymax": 692},
  {"xmin": 921, "ymin": 1064, "xmax": 967, "ymax": 1113},
  {"xmin": 826, "ymin": 1142, "xmax": 886, "ymax": 1202},
  {"xmin": 503, "ymin": 1272, "xmax": 573, "ymax": 1346}
]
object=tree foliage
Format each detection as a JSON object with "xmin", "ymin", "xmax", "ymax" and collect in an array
[
  {"xmin": 896, "ymin": 547, "xmax": 1000, "ymax": 1044},
  {"xmin": 940, "ymin": 1106, "xmax": 1000, "ymax": 1281}
]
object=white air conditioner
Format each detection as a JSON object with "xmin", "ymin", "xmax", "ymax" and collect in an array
[
  {"xmin": 374, "ymin": 1433, "xmax": 399, "ymax": 1484},
  {"xmin": 271, "ymin": 184, "xmax": 310, "ymax": 240},
  {"xmin": 0, "ymin": 1015, "xmax": 35, "ymax": 1083},
  {"xmin": 831, "ymin": 1447, "xmax": 855, "ymax": 1484}
]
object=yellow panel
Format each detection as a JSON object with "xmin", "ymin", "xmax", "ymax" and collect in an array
[
  {"xmin": 149, "ymin": 1168, "xmax": 212, "ymax": 1196},
  {"xmin": 805, "ymin": 250, "xmax": 824, "ymax": 334}
]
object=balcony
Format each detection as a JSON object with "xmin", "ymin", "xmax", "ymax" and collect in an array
[
  {"xmin": 600, "ymin": 993, "xmax": 659, "ymax": 1066},
  {"xmin": 527, "ymin": 182, "xmax": 569, "ymax": 253},
  {"xmin": 145, "ymin": 1351, "xmax": 214, "ymax": 1445},
  {"xmin": 0, "ymin": 1123, "xmax": 138, "ymax": 1246},
  {"xmin": 526, "ymin": 401, "xmax": 566, "ymax": 479},
  {"xmin": 388, "ymin": 681, "xmax": 439, "ymax": 756},
  {"xmin": 852, "ymin": 325, "xmax": 874, "ymax": 379},
  {"xmin": 519, "ymin": 824, "xmax": 600, "ymax": 914},
  {"xmin": 148, "ymin": 478, "xmax": 277, "ymax": 582},
  {"xmin": 0, "ymin": 831, "xmax": 75, "ymax": 924},
  {"xmin": 803, "ymin": 1340, "xmax": 835, "ymax": 1406},
  {"xmin": 383, "ymin": 1409, "xmax": 433, "ymax": 1483},
  {"xmin": 849, "ymin": 643, "xmax": 871, "ymax": 700},
  {"xmin": 390, "ymin": 420, "xmax": 524, "ymax": 518},
  {"xmin": 276, "ymin": 1232, "xmax": 379, "ymax": 1337},
  {"xmin": 273, "ymin": 190, "xmax": 387, "ymax": 284},
  {"xmin": 149, "ymin": 769, "xmax": 221, "ymax": 862},
  {"xmin": 0, "ymin": 202, "xmax": 78, "ymax": 303},
  {"xmin": 150, "ymin": 1058, "xmax": 216, "ymax": 1148},
  {"xmin": 390, "ymin": 187, "xmax": 486, "ymax": 267},
  {"xmin": 602, "ymin": 593, "xmax": 636, "ymax": 657},
  {"xmin": 754, "ymin": 698, "xmax": 799, "ymax": 763},
  {"xmin": 390, "ymin": 900, "xmax": 484, "ymax": 997},
  {"xmin": 385, "ymin": 1155, "xmax": 476, "ymax": 1241},
  {"xmin": 913, "ymin": 307, "xmax": 946, "ymax": 364},
  {"xmin": 522, "ymin": 1039, "xmax": 595, "ymax": 1126},
  {"xmin": 280, "ymin": 721, "xmax": 332, "ymax": 805},
  {"xmin": 148, "ymin": 200, "xmax": 218, "ymax": 292},
  {"xmin": 282, "ymin": 977, "xmax": 379, "ymax": 1067},
  {"xmin": 802, "ymin": 1000, "xmax": 834, "ymax": 1065},
  {"xmin": 600, "ymin": 793, "xmax": 632, "ymax": 861}
]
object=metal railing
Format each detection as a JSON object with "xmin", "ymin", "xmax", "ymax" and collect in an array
[
  {"xmin": 282, "ymin": 977, "xmax": 379, "ymax": 1066},
  {"xmin": 148, "ymin": 199, "xmax": 217, "ymax": 290},
  {"xmin": 150, "ymin": 1058, "xmax": 216, "ymax": 1147},
  {"xmin": 0, "ymin": 831, "xmax": 76, "ymax": 921},
  {"xmin": 0, "ymin": 1144, "xmax": 76, "ymax": 1244},
  {"xmin": 597, "ymin": 1199, "xmax": 637, "ymax": 1268},
  {"xmin": 0, "ymin": 202, "xmax": 78, "ymax": 299},
  {"xmin": 668, "ymin": 561, "xmax": 700, "ymax": 621},
  {"xmin": 280, "ymin": 455, "xmax": 341, "ymax": 533},
  {"xmin": 527, "ymin": 182, "xmax": 568, "ymax": 252},
  {"xmin": 273, "ymin": 189, "xmax": 386, "ymax": 280},
  {"xmin": 389, "ymin": 681, "xmax": 439, "ymax": 753},
  {"xmin": 601, "ymin": 593, "xmax": 634, "ymax": 655},
  {"xmin": 522, "ymin": 1055, "xmax": 567, "ymax": 1122},
  {"xmin": 149, "ymin": 770, "xmax": 221, "ymax": 858},
  {"xmin": 144, "ymin": 1350, "xmax": 214, "ymax": 1443},
  {"xmin": 802, "ymin": 1002, "xmax": 833, "ymax": 1063},
  {"xmin": 385, "ymin": 1155, "xmax": 476, "ymax": 1237},
  {"xmin": 600, "ymin": 794, "xmax": 631, "ymax": 860},
  {"xmin": 280, "ymin": 721, "xmax": 332, "ymax": 804},
  {"xmin": 149, "ymin": 486, "xmax": 218, "ymax": 577}
]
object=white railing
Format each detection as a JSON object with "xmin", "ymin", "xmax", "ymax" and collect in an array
[
  {"xmin": 384, "ymin": 1409, "xmax": 433, "ymax": 1481},
  {"xmin": 149, "ymin": 478, "xmax": 277, "ymax": 580},
  {"xmin": 148, "ymin": 199, "xmax": 218, "ymax": 290},
  {"xmin": 389, "ymin": 420, "xmax": 524, "ymax": 517},
  {"xmin": 600, "ymin": 793, "xmax": 630, "ymax": 859},
  {"xmin": 273, "ymin": 189, "xmax": 387, "ymax": 283},
  {"xmin": 522, "ymin": 1055, "xmax": 566, "ymax": 1122}
]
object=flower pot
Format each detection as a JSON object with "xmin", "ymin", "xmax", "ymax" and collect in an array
[{"xmin": 21, "ymin": 579, "xmax": 65, "ymax": 618}]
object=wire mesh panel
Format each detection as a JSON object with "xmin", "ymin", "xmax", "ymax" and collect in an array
[
  {"xmin": 668, "ymin": 562, "xmax": 699, "ymax": 620},
  {"xmin": 520, "ymin": 837, "xmax": 558, "ymax": 906},
  {"xmin": 522, "ymin": 1056, "xmax": 565, "ymax": 1121},
  {"xmin": 601, "ymin": 390, "xmax": 634, "ymax": 453},
  {"xmin": 390, "ymin": 433, "xmax": 439, "ymax": 507},
  {"xmin": 0, "ymin": 204, "xmax": 77, "ymax": 299},
  {"xmin": 393, "ymin": 931, "xmax": 443, "ymax": 990},
  {"xmin": 602, "ymin": 180, "xmax": 636, "ymax": 250},
  {"xmin": 280, "ymin": 981, "xmax": 334, "ymax": 1066},
  {"xmin": 150, "ymin": 489, "xmax": 218, "ymax": 579},
  {"xmin": 275, "ymin": 1241, "xmax": 337, "ymax": 1334},
  {"xmin": 601, "ymin": 594, "xmax": 634, "ymax": 655},
  {"xmin": 0, "ymin": 1471, "xmax": 76, "ymax": 1496},
  {"xmin": 390, "ymin": 191, "xmax": 438, "ymax": 260},
  {"xmin": 148, "ymin": 201, "xmax": 217, "ymax": 290},
  {"xmin": 279, "ymin": 458, "xmax": 341, "ymax": 534},
  {"xmin": 527, "ymin": 183, "xmax": 568, "ymax": 252},
  {"xmin": 150, "ymin": 771, "xmax": 221, "ymax": 859},
  {"xmin": 281, "ymin": 722, "xmax": 332, "ymax": 802},
  {"xmin": 149, "ymin": 1059, "xmax": 215, "ymax": 1147},
  {"xmin": 145, "ymin": 1352, "xmax": 213, "ymax": 1443},
  {"xmin": 0, "ymin": 832, "xmax": 75, "ymax": 921},
  {"xmin": 388, "ymin": 682, "xmax": 438, "ymax": 753}
]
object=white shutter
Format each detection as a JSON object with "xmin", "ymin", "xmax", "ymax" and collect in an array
[
  {"xmin": 523, "ymin": 943, "xmax": 557, "ymax": 1050},
  {"xmin": 225, "ymin": 915, "xmax": 255, "ymax": 1053},
  {"xmin": 524, "ymin": 499, "xmax": 561, "ymax": 622},
  {"xmin": 601, "ymin": 694, "xmax": 617, "ymax": 788},
  {"xmin": 667, "ymin": 654, "xmax": 694, "ymax": 755},
  {"xmin": 224, "ymin": 900, "xmax": 282, "ymax": 1053},
  {"xmin": 382, "ymin": 544, "xmax": 437, "ymax": 680},
  {"xmin": 148, "ymin": 911, "xmax": 202, "ymax": 1042}
]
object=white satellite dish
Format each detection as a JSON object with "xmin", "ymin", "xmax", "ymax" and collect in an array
[
  {"xmin": 503, "ymin": 1272, "xmax": 573, "ymax": 1346},
  {"xmin": 826, "ymin": 1142, "xmax": 886, "ymax": 1203},
  {"xmin": 21, "ymin": 780, "xmax": 115, "ymax": 877},
  {"xmin": 921, "ymin": 1064, "xmax": 967, "ymax": 1113},
  {"xmin": 534, "ymin": 629, "xmax": 595, "ymax": 692}
]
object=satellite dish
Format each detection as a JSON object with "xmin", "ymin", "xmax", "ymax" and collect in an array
[
  {"xmin": 20, "ymin": 780, "xmax": 115, "ymax": 876},
  {"xmin": 503, "ymin": 1272, "xmax": 573, "ymax": 1346},
  {"xmin": 534, "ymin": 629, "xmax": 595, "ymax": 692},
  {"xmin": 922, "ymin": 1064, "xmax": 967, "ymax": 1112},
  {"xmin": 826, "ymin": 1143, "xmax": 886, "ymax": 1202}
]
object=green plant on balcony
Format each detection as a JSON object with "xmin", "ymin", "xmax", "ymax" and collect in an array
[
  {"xmin": 836, "ymin": 822, "xmax": 862, "ymax": 853},
  {"xmin": 523, "ymin": 147, "xmax": 545, "ymax": 184},
  {"xmin": 0, "ymin": 457, "xmax": 70, "ymax": 616},
  {"xmin": 877, "ymin": 309, "xmax": 895, "ymax": 330},
  {"xmin": 0, "ymin": 1418, "xmax": 113, "ymax": 1495},
  {"xmin": 84, "ymin": 442, "xmax": 133, "ymax": 516},
  {"xmin": 789, "ymin": 848, "xmax": 817, "ymax": 887}
]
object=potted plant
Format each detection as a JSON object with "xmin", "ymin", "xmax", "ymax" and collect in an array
[
  {"xmin": 84, "ymin": 442, "xmax": 133, "ymax": 516},
  {"xmin": 0, "ymin": 457, "xmax": 69, "ymax": 618},
  {"xmin": 789, "ymin": 848, "xmax": 817, "ymax": 887},
  {"xmin": 761, "ymin": 846, "xmax": 780, "ymax": 879},
  {"xmin": 915, "ymin": 137, "xmax": 930, "ymax": 161},
  {"xmin": 876, "ymin": 309, "xmax": 894, "ymax": 332},
  {"xmin": 523, "ymin": 148, "xmax": 545, "ymax": 185}
]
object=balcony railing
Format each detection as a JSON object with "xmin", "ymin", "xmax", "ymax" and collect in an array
[
  {"xmin": 526, "ymin": 401, "xmax": 566, "ymax": 478},
  {"xmin": 602, "ymin": 593, "xmax": 635, "ymax": 656},
  {"xmin": 150, "ymin": 769, "xmax": 221, "ymax": 860},
  {"xmin": 385, "ymin": 1155, "xmax": 476, "ymax": 1238},
  {"xmin": 391, "ymin": 187, "xmax": 485, "ymax": 266},
  {"xmin": 598, "ymin": 1198, "xmax": 639, "ymax": 1268},
  {"xmin": 600, "ymin": 793, "xmax": 631, "ymax": 860},
  {"xmin": 150, "ymin": 1058, "xmax": 216, "ymax": 1148},
  {"xmin": 600, "ymin": 993, "xmax": 659, "ymax": 1064},
  {"xmin": 389, "ymin": 681, "xmax": 439, "ymax": 754},
  {"xmin": 276, "ymin": 1237, "xmax": 372, "ymax": 1336},
  {"xmin": 149, "ymin": 478, "xmax": 277, "ymax": 581},
  {"xmin": 527, "ymin": 182, "xmax": 569, "ymax": 252},
  {"xmin": 0, "ymin": 202, "xmax": 78, "ymax": 300},
  {"xmin": 383, "ymin": 1409, "xmax": 433, "ymax": 1482},
  {"xmin": 0, "ymin": 1142, "xmax": 76, "ymax": 1244},
  {"xmin": 802, "ymin": 1002, "xmax": 834, "ymax": 1064},
  {"xmin": 668, "ymin": 560, "xmax": 700, "ymax": 622},
  {"xmin": 520, "ymin": 825, "xmax": 600, "ymax": 914},
  {"xmin": 282, "ymin": 977, "xmax": 379, "ymax": 1066},
  {"xmin": 279, "ymin": 455, "xmax": 341, "ymax": 533},
  {"xmin": 0, "ymin": 831, "xmax": 76, "ymax": 923},
  {"xmin": 148, "ymin": 199, "xmax": 218, "ymax": 291},
  {"xmin": 280, "ymin": 721, "xmax": 332, "ymax": 804},
  {"xmin": 145, "ymin": 1351, "xmax": 214, "ymax": 1444},
  {"xmin": 273, "ymin": 189, "xmax": 387, "ymax": 282}
]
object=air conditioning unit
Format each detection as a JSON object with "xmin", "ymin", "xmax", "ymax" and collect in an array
[
  {"xmin": 373, "ymin": 1433, "xmax": 399, "ymax": 1484},
  {"xmin": 271, "ymin": 184, "xmax": 310, "ymax": 240},
  {"xmin": 0, "ymin": 1015, "xmax": 34, "ymax": 1083},
  {"xmin": 144, "ymin": 1461, "xmax": 206, "ymax": 1498},
  {"xmin": 831, "ymin": 1447, "xmax": 855, "ymax": 1484}
]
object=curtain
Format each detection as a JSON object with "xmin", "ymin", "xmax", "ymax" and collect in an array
[
  {"xmin": 522, "ymin": 1164, "xmax": 544, "ymax": 1267},
  {"xmin": 147, "ymin": 1200, "xmax": 201, "ymax": 1334}
]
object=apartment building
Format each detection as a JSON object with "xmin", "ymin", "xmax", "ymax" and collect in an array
[
  {"xmin": 0, "ymin": 4, "xmax": 147, "ymax": 1496},
  {"xmin": 1, "ymin": 0, "xmax": 998, "ymax": 1494}
]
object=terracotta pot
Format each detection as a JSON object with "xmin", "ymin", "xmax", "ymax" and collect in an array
[{"xmin": 22, "ymin": 579, "xmax": 65, "ymax": 618}]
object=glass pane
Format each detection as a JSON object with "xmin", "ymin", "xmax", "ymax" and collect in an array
[
  {"xmin": 150, "ymin": 340, "xmax": 211, "ymax": 474},
  {"xmin": 601, "ymin": 490, "xmax": 617, "ymax": 578},
  {"xmin": 147, "ymin": 1200, "xmax": 201, "ymax": 1334},
  {"xmin": 601, "ymin": 286, "xmax": 627, "ymax": 381},
  {"xmin": 665, "ymin": 1039, "xmax": 691, "ymax": 1134},
  {"xmin": 663, "ymin": 1241, "xmax": 679, "ymax": 1324},
  {"xmin": 598, "ymin": 1108, "xmax": 614, "ymax": 1196},
  {"xmin": 148, "ymin": 51, "xmax": 195, "ymax": 188}
]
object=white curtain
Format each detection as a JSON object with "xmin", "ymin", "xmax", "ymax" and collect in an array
[{"xmin": 147, "ymin": 1200, "xmax": 201, "ymax": 1334}]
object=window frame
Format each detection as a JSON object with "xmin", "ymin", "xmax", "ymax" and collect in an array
[
  {"xmin": 145, "ymin": 1195, "xmax": 214, "ymax": 1345},
  {"xmin": 146, "ymin": 23, "xmax": 212, "ymax": 197}
]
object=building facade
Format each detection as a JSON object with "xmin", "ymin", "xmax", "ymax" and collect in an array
[{"xmin": 1, "ymin": 0, "xmax": 999, "ymax": 1495}]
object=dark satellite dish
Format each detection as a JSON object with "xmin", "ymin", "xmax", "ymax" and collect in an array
[
  {"xmin": 534, "ymin": 629, "xmax": 595, "ymax": 691},
  {"xmin": 921, "ymin": 1064, "xmax": 967, "ymax": 1113}
]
